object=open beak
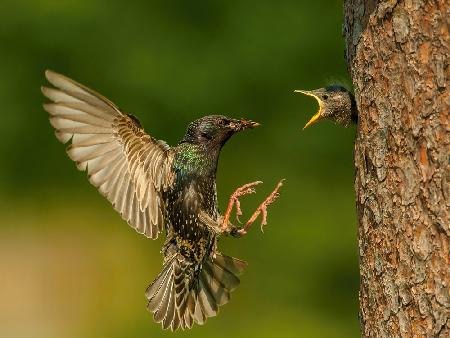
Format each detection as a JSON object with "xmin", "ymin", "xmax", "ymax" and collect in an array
[
  {"xmin": 294, "ymin": 90, "xmax": 323, "ymax": 129},
  {"xmin": 231, "ymin": 119, "xmax": 260, "ymax": 131}
]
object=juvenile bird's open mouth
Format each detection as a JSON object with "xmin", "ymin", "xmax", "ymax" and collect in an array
[{"xmin": 294, "ymin": 90, "xmax": 323, "ymax": 129}]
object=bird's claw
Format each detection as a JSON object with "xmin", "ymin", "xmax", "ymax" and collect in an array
[
  {"xmin": 222, "ymin": 181, "xmax": 262, "ymax": 231},
  {"xmin": 241, "ymin": 179, "xmax": 284, "ymax": 235},
  {"xmin": 223, "ymin": 179, "xmax": 284, "ymax": 237}
]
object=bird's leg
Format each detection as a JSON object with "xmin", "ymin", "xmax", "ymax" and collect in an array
[
  {"xmin": 232, "ymin": 179, "xmax": 284, "ymax": 237},
  {"xmin": 221, "ymin": 181, "xmax": 263, "ymax": 232}
]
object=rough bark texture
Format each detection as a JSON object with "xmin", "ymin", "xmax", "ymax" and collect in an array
[{"xmin": 343, "ymin": 0, "xmax": 449, "ymax": 337}]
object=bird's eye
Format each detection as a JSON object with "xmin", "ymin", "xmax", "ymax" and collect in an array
[
  {"xmin": 323, "ymin": 94, "xmax": 329, "ymax": 100},
  {"xmin": 218, "ymin": 119, "xmax": 228, "ymax": 127}
]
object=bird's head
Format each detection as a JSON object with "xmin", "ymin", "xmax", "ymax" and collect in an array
[
  {"xmin": 181, "ymin": 115, "xmax": 259, "ymax": 149},
  {"xmin": 295, "ymin": 85, "xmax": 354, "ymax": 129}
]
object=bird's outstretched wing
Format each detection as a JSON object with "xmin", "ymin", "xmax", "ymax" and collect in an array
[{"xmin": 42, "ymin": 70, "xmax": 174, "ymax": 239}]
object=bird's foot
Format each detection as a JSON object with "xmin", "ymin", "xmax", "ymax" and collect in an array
[
  {"xmin": 224, "ymin": 179, "xmax": 284, "ymax": 237},
  {"xmin": 221, "ymin": 181, "xmax": 263, "ymax": 232},
  {"xmin": 233, "ymin": 179, "xmax": 284, "ymax": 237}
]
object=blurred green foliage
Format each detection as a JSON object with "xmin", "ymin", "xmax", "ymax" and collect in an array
[{"xmin": 0, "ymin": 1, "xmax": 358, "ymax": 337}]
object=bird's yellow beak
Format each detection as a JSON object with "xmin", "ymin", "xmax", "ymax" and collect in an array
[{"xmin": 294, "ymin": 90, "xmax": 323, "ymax": 129}]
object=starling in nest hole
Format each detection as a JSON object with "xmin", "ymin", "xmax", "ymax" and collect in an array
[
  {"xmin": 42, "ymin": 70, "xmax": 283, "ymax": 331},
  {"xmin": 295, "ymin": 85, "xmax": 357, "ymax": 129}
]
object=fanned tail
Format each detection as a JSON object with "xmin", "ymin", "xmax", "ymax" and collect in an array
[{"xmin": 145, "ymin": 253, "xmax": 247, "ymax": 331}]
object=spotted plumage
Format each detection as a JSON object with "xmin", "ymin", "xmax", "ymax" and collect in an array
[{"xmin": 42, "ymin": 71, "xmax": 261, "ymax": 330}]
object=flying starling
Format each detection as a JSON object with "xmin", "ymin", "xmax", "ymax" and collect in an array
[
  {"xmin": 294, "ymin": 85, "xmax": 357, "ymax": 129},
  {"xmin": 42, "ymin": 70, "xmax": 283, "ymax": 331}
]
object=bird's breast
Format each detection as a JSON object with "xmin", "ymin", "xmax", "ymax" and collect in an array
[{"xmin": 163, "ymin": 177, "xmax": 218, "ymax": 264}]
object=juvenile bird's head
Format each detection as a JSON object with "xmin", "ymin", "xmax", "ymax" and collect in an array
[
  {"xmin": 181, "ymin": 115, "xmax": 259, "ymax": 149},
  {"xmin": 295, "ymin": 85, "xmax": 356, "ymax": 129}
]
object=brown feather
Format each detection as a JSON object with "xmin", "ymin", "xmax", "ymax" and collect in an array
[{"xmin": 43, "ymin": 70, "xmax": 174, "ymax": 239}]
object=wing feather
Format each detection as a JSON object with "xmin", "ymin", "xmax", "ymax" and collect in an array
[{"xmin": 43, "ymin": 70, "xmax": 174, "ymax": 239}]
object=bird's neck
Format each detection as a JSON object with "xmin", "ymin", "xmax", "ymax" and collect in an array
[{"xmin": 174, "ymin": 143, "xmax": 220, "ymax": 179}]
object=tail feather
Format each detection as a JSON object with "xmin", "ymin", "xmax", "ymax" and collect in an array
[
  {"xmin": 145, "ymin": 253, "xmax": 247, "ymax": 331},
  {"xmin": 154, "ymin": 277, "xmax": 172, "ymax": 322},
  {"xmin": 204, "ymin": 257, "xmax": 240, "ymax": 291},
  {"xmin": 200, "ymin": 265, "xmax": 230, "ymax": 306},
  {"xmin": 183, "ymin": 291, "xmax": 195, "ymax": 329},
  {"xmin": 161, "ymin": 279, "xmax": 176, "ymax": 329},
  {"xmin": 146, "ymin": 263, "xmax": 173, "ymax": 313},
  {"xmin": 214, "ymin": 254, "xmax": 247, "ymax": 276},
  {"xmin": 193, "ymin": 298, "xmax": 206, "ymax": 325},
  {"xmin": 198, "ymin": 276, "xmax": 218, "ymax": 318},
  {"xmin": 180, "ymin": 291, "xmax": 195, "ymax": 330}
]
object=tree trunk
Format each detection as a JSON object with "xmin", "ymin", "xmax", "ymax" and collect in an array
[{"xmin": 343, "ymin": 1, "xmax": 449, "ymax": 337}]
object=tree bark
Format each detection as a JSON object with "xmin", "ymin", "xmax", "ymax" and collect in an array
[{"xmin": 343, "ymin": 1, "xmax": 449, "ymax": 337}]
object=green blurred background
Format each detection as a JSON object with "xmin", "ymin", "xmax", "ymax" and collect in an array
[{"xmin": 0, "ymin": 1, "xmax": 358, "ymax": 337}]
